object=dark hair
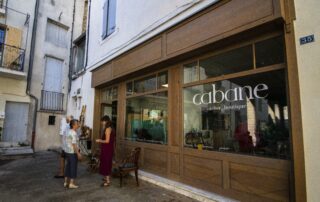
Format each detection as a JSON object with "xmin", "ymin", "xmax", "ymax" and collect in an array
[
  {"xmin": 70, "ymin": 119, "xmax": 79, "ymax": 129},
  {"xmin": 101, "ymin": 115, "xmax": 112, "ymax": 128}
]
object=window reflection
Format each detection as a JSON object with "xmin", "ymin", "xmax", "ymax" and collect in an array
[
  {"xmin": 255, "ymin": 36, "xmax": 285, "ymax": 68},
  {"xmin": 183, "ymin": 70, "xmax": 290, "ymax": 159},
  {"xmin": 183, "ymin": 62, "xmax": 198, "ymax": 84},
  {"xmin": 134, "ymin": 75, "xmax": 157, "ymax": 93},
  {"xmin": 126, "ymin": 92, "xmax": 168, "ymax": 144},
  {"xmin": 127, "ymin": 82, "xmax": 133, "ymax": 96},
  {"xmin": 101, "ymin": 87, "xmax": 117, "ymax": 103},
  {"xmin": 158, "ymin": 71, "xmax": 168, "ymax": 89},
  {"xmin": 101, "ymin": 86, "xmax": 118, "ymax": 130},
  {"xmin": 200, "ymin": 45, "xmax": 253, "ymax": 80}
]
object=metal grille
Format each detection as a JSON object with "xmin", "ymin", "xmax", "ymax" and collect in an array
[
  {"xmin": 0, "ymin": 43, "xmax": 25, "ymax": 71},
  {"xmin": 40, "ymin": 90, "xmax": 64, "ymax": 111}
]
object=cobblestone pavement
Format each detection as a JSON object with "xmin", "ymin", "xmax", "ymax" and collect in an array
[{"xmin": 0, "ymin": 151, "xmax": 197, "ymax": 202}]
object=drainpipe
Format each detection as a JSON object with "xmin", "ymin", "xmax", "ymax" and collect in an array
[
  {"xmin": 68, "ymin": 0, "xmax": 76, "ymax": 93},
  {"xmin": 85, "ymin": 0, "xmax": 91, "ymax": 68},
  {"xmin": 26, "ymin": 0, "xmax": 39, "ymax": 150}
]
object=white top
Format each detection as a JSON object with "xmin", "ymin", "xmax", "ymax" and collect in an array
[
  {"xmin": 64, "ymin": 129, "xmax": 77, "ymax": 154},
  {"xmin": 61, "ymin": 124, "xmax": 70, "ymax": 150},
  {"xmin": 60, "ymin": 119, "xmax": 70, "ymax": 150},
  {"xmin": 59, "ymin": 118, "xmax": 67, "ymax": 136}
]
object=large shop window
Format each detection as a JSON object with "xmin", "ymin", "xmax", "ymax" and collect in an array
[
  {"xmin": 183, "ymin": 70, "xmax": 289, "ymax": 159},
  {"xmin": 125, "ymin": 72, "xmax": 168, "ymax": 144},
  {"xmin": 183, "ymin": 35, "xmax": 289, "ymax": 159}
]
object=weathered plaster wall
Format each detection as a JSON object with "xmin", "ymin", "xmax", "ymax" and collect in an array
[
  {"xmin": 69, "ymin": 0, "xmax": 220, "ymax": 129},
  {"xmin": 293, "ymin": 0, "xmax": 320, "ymax": 201},
  {"xmin": 0, "ymin": 0, "xmax": 35, "ymax": 144},
  {"xmin": 31, "ymin": 0, "xmax": 84, "ymax": 151}
]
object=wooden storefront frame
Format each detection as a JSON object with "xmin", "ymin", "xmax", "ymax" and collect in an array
[
  {"xmin": 175, "ymin": 33, "xmax": 291, "ymax": 201},
  {"xmin": 283, "ymin": 0, "xmax": 306, "ymax": 201},
  {"xmin": 125, "ymin": 68, "xmax": 170, "ymax": 99},
  {"xmin": 91, "ymin": 0, "xmax": 307, "ymax": 201},
  {"xmin": 94, "ymin": 33, "xmax": 293, "ymax": 201}
]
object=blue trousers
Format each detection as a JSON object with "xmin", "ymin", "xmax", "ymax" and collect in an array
[{"xmin": 65, "ymin": 153, "xmax": 78, "ymax": 179}]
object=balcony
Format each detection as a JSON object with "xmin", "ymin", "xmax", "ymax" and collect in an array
[
  {"xmin": 0, "ymin": 0, "xmax": 6, "ymax": 16},
  {"xmin": 0, "ymin": 43, "xmax": 26, "ymax": 79},
  {"xmin": 40, "ymin": 90, "xmax": 64, "ymax": 112}
]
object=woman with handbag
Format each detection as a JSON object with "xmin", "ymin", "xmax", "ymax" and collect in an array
[{"xmin": 64, "ymin": 119, "xmax": 82, "ymax": 189}]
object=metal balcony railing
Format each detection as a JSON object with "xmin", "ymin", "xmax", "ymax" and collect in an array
[
  {"xmin": 40, "ymin": 90, "xmax": 64, "ymax": 111},
  {"xmin": 0, "ymin": 43, "xmax": 25, "ymax": 72}
]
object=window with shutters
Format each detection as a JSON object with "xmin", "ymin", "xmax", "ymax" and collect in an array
[
  {"xmin": 40, "ymin": 56, "xmax": 64, "ymax": 111},
  {"xmin": 0, "ymin": 28, "xmax": 5, "ymax": 66},
  {"xmin": 73, "ymin": 36, "xmax": 86, "ymax": 75},
  {"xmin": 46, "ymin": 19, "xmax": 69, "ymax": 48},
  {"xmin": 102, "ymin": 0, "xmax": 117, "ymax": 39},
  {"xmin": 43, "ymin": 56, "xmax": 63, "ymax": 93}
]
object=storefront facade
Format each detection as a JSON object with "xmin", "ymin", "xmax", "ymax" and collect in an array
[{"xmin": 91, "ymin": 0, "xmax": 305, "ymax": 201}]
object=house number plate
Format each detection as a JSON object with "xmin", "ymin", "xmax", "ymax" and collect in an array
[{"xmin": 300, "ymin": 34, "xmax": 315, "ymax": 45}]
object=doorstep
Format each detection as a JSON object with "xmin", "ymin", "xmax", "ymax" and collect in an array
[
  {"xmin": 0, "ymin": 142, "xmax": 20, "ymax": 148},
  {"xmin": 0, "ymin": 146, "xmax": 34, "ymax": 156},
  {"xmin": 134, "ymin": 170, "xmax": 238, "ymax": 202}
]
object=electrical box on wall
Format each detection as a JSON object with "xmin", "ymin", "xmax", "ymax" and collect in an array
[
  {"xmin": 0, "ymin": 7, "xmax": 6, "ymax": 16},
  {"xmin": 0, "ymin": 111, "xmax": 5, "ymax": 119},
  {"xmin": 77, "ymin": 88, "xmax": 82, "ymax": 98}
]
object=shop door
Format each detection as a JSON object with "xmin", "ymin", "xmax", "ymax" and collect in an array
[
  {"xmin": 101, "ymin": 101, "xmax": 118, "ymax": 130},
  {"xmin": 2, "ymin": 102, "xmax": 29, "ymax": 142}
]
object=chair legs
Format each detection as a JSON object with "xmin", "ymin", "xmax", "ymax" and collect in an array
[
  {"xmin": 120, "ymin": 172, "xmax": 123, "ymax": 188},
  {"xmin": 135, "ymin": 169, "xmax": 139, "ymax": 186},
  {"xmin": 119, "ymin": 169, "xmax": 139, "ymax": 187}
]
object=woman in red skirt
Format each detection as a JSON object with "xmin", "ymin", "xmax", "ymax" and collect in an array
[{"xmin": 96, "ymin": 115, "xmax": 115, "ymax": 187}]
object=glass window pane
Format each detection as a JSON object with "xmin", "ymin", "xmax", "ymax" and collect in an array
[
  {"xmin": 183, "ymin": 70, "xmax": 290, "ymax": 159},
  {"xmin": 101, "ymin": 0, "xmax": 108, "ymax": 39},
  {"xmin": 125, "ymin": 92, "xmax": 168, "ymax": 144},
  {"xmin": 126, "ymin": 82, "xmax": 133, "ymax": 96},
  {"xmin": 112, "ymin": 86, "xmax": 118, "ymax": 100},
  {"xmin": 107, "ymin": 0, "xmax": 117, "ymax": 35},
  {"xmin": 46, "ymin": 20, "xmax": 68, "ymax": 48},
  {"xmin": 75, "ymin": 40, "xmax": 85, "ymax": 72},
  {"xmin": 183, "ymin": 62, "xmax": 198, "ymax": 84},
  {"xmin": 101, "ymin": 101, "xmax": 118, "ymax": 129},
  {"xmin": 255, "ymin": 36, "xmax": 285, "ymax": 68},
  {"xmin": 134, "ymin": 75, "xmax": 156, "ymax": 93},
  {"xmin": 158, "ymin": 71, "xmax": 168, "ymax": 89},
  {"xmin": 101, "ymin": 88, "xmax": 113, "ymax": 104},
  {"xmin": 200, "ymin": 45, "xmax": 253, "ymax": 80}
]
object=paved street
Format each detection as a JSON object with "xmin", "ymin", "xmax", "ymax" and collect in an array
[{"xmin": 0, "ymin": 152, "xmax": 196, "ymax": 202}]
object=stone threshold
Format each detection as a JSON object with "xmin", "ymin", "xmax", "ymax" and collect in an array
[
  {"xmin": 134, "ymin": 170, "xmax": 238, "ymax": 202},
  {"xmin": 0, "ymin": 146, "xmax": 34, "ymax": 156}
]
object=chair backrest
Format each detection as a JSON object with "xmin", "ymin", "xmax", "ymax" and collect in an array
[{"xmin": 124, "ymin": 147, "xmax": 141, "ymax": 168}]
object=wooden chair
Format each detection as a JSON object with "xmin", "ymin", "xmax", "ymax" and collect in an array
[
  {"xmin": 118, "ymin": 147, "xmax": 141, "ymax": 187},
  {"xmin": 87, "ymin": 147, "xmax": 100, "ymax": 173}
]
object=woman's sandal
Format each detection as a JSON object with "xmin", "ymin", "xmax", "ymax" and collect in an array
[
  {"xmin": 100, "ymin": 182, "xmax": 110, "ymax": 187},
  {"xmin": 69, "ymin": 184, "xmax": 79, "ymax": 189}
]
